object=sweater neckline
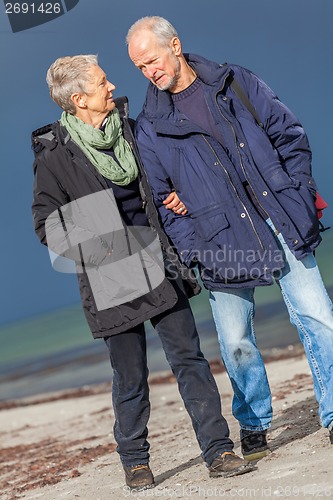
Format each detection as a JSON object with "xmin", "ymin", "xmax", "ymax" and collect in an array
[{"xmin": 171, "ymin": 77, "xmax": 201, "ymax": 102}]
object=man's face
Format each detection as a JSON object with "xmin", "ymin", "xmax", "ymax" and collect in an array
[{"xmin": 128, "ymin": 30, "xmax": 181, "ymax": 92}]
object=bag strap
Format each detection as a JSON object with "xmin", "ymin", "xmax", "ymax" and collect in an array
[
  {"xmin": 227, "ymin": 72, "xmax": 330, "ymax": 232},
  {"xmin": 228, "ymin": 74, "xmax": 264, "ymax": 128}
]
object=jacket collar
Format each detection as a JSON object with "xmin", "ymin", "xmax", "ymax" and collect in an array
[{"xmin": 142, "ymin": 53, "xmax": 231, "ymax": 123}]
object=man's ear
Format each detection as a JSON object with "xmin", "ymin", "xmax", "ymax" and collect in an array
[
  {"xmin": 71, "ymin": 93, "xmax": 87, "ymax": 110},
  {"xmin": 171, "ymin": 36, "xmax": 182, "ymax": 56}
]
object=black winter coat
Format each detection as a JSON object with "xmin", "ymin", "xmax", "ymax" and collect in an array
[{"xmin": 32, "ymin": 97, "xmax": 199, "ymax": 338}]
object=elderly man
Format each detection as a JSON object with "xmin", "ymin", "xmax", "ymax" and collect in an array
[
  {"xmin": 127, "ymin": 16, "xmax": 333, "ymax": 458},
  {"xmin": 32, "ymin": 54, "xmax": 255, "ymax": 491}
]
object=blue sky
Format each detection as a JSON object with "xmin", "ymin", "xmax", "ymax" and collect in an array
[{"xmin": 1, "ymin": 0, "xmax": 332, "ymax": 326}]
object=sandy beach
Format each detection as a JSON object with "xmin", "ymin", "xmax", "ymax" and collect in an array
[{"xmin": 1, "ymin": 347, "xmax": 332, "ymax": 499}]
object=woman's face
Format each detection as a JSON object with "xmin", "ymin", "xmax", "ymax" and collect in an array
[{"xmin": 83, "ymin": 65, "xmax": 116, "ymax": 117}]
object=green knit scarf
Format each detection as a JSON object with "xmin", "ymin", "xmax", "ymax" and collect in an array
[{"xmin": 60, "ymin": 109, "xmax": 138, "ymax": 186}]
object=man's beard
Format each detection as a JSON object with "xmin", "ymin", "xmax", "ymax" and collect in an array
[{"xmin": 156, "ymin": 57, "xmax": 181, "ymax": 92}]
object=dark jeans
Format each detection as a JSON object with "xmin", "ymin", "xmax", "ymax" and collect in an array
[{"xmin": 104, "ymin": 274, "xmax": 233, "ymax": 467}]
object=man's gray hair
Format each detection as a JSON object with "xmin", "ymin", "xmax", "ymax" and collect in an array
[
  {"xmin": 46, "ymin": 54, "xmax": 98, "ymax": 114},
  {"xmin": 126, "ymin": 16, "xmax": 178, "ymax": 47}
]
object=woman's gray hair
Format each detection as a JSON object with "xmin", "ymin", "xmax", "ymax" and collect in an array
[
  {"xmin": 126, "ymin": 16, "xmax": 178, "ymax": 48},
  {"xmin": 46, "ymin": 54, "xmax": 98, "ymax": 114}
]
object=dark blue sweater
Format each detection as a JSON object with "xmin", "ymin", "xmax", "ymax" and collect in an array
[{"xmin": 99, "ymin": 142, "xmax": 148, "ymax": 228}]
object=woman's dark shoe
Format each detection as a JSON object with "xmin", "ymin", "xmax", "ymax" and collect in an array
[{"xmin": 123, "ymin": 463, "xmax": 155, "ymax": 490}]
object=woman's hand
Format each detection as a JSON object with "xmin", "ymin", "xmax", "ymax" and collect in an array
[{"xmin": 163, "ymin": 191, "xmax": 188, "ymax": 215}]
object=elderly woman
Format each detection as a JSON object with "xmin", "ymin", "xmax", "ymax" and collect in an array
[{"xmin": 32, "ymin": 55, "xmax": 254, "ymax": 490}]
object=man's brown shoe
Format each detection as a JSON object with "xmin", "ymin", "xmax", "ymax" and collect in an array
[
  {"xmin": 208, "ymin": 451, "xmax": 256, "ymax": 478},
  {"xmin": 123, "ymin": 463, "xmax": 155, "ymax": 490}
]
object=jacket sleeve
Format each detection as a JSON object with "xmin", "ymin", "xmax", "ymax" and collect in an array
[
  {"xmin": 33, "ymin": 152, "xmax": 115, "ymax": 267},
  {"xmin": 232, "ymin": 65, "xmax": 317, "ymax": 195},
  {"xmin": 135, "ymin": 120, "xmax": 197, "ymax": 266},
  {"xmin": 32, "ymin": 151, "xmax": 69, "ymax": 246}
]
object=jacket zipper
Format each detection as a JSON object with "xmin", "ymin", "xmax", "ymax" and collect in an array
[
  {"xmin": 202, "ymin": 135, "xmax": 264, "ymax": 251},
  {"xmin": 214, "ymin": 88, "xmax": 270, "ymax": 221}
]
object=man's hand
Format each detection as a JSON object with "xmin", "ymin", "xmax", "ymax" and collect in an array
[{"xmin": 163, "ymin": 191, "xmax": 188, "ymax": 215}]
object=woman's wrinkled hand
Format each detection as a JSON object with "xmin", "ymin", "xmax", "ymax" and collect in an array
[{"xmin": 163, "ymin": 191, "xmax": 188, "ymax": 215}]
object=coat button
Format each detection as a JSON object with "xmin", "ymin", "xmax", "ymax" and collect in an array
[
  {"xmin": 239, "ymin": 142, "xmax": 245, "ymax": 148},
  {"xmin": 263, "ymin": 191, "xmax": 268, "ymax": 196},
  {"xmin": 222, "ymin": 96, "xmax": 227, "ymax": 101},
  {"xmin": 241, "ymin": 213, "xmax": 246, "ymax": 218},
  {"xmin": 293, "ymin": 239, "xmax": 299, "ymax": 245}
]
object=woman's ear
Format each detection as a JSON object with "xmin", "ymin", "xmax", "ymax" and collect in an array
[{"xmin": 71, "ymin": 93, "xmax": 87, "ymax": 110}]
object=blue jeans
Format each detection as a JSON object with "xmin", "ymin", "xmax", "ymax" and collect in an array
[
  {"xmin": 104, "ymin": 271, "xmax": 233, "ymax": 467},
  {"xmin": 209, "ymin": 219, "xmax": 333, "ymax": 433}
]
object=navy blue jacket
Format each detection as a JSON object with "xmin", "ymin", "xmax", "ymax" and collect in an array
[{"xmin": 135, "ymin": 53, "xmax": 321, "ymax": 290}]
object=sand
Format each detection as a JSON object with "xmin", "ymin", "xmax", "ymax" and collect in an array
[{"xmin": 1, "ymin": 350, "xmax": 332, "ymax": 499}]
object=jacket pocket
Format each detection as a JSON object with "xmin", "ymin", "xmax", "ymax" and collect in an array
[
  {"xmin": 265, "ymin": 165, "xmax": 317, "ymax": 216},
  {"xmin": 191, "ymin": 205, "xmax": 229, "ymax": 241},
  {"xmin": 268, "ymin": 173, "xmax": 319, "ymax": 243},
  {"xmin": 265, "ymin": 166, "xmax": 300, "ymax": 192}
]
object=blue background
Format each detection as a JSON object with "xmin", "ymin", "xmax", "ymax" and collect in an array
[{"xmin": 1, "ymin": 0, "xmax": 332, "ymax": 326}]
